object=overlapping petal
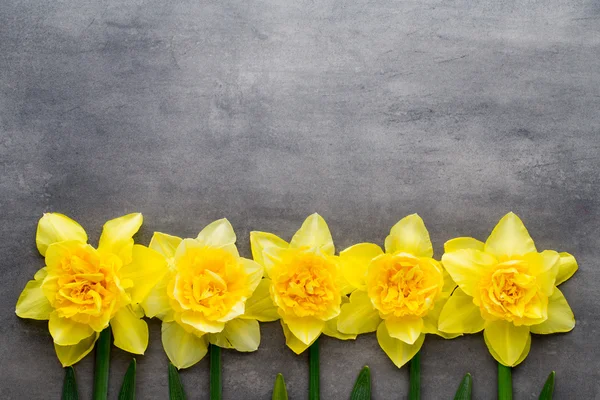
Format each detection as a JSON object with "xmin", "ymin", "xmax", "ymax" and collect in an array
[
  {"xmin": 484, "ymin": 212, "xmax": 536, "ymax": 258},
  {"xmin": 111, "ymin": 306, "xmax": 149, "ymax": 354},
  {"xmin": 384, "ymin": 214, "xmax": 433, "ymax": 257},
  {"xmin": 289, "ymin": 213, "xmax": 334, "ymax": 254},
  {"xmin": 36, "ymin": 213, "xmax": 88, "ymax": 256},
  {"xmin": 376, "ymin": 322, "xmax": 425, "ymax": 368},
  {"xmin": 339, "ymin": 243, "xmax": 383, "ymax": 291},
  {"xmin": 162, "ymin": 321, "xmax": 209, "ymax": 369},
  {"xmin": 441, "ymin": 249, "xmax": 496, "ymax": 296},
  {"xmin": 530, "ymin": 288, "xmax": 575, "ymax": 334}
]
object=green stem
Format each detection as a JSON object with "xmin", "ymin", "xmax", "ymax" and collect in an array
[
  {"xmin": 62, "ymin": 366, "xmax": 79, "ymax": 400},
  {"xmin": 93, "ymin": 327, "xmax": 111, "ymax": 400},
  {"xmin": 210, "ymin": 345, "xmax": 222, "ymax": 400},
  {"xmin": 309, "ymin": 338, "xmax": 320, "ymax": 400},
  {"xmin": 498, "ymin": 363, "xmax": 513, "ymax": 400},
  {"xmin": 409, "ymin": 351, "xmax": 421, "ymax": 400}
]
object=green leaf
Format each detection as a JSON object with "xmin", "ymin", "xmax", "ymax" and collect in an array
[
  {"xmin": 168, "ymin": 363, "xmax": 186, "ymax": 400},
  {"xmin": 210, "ymin": 345, "xmax": 222, "ymax": 400},
  {"xmin": 453, "ymin": 373, "xmax": 472, "ymax": 400},
  {"xmin": 498, "ymin": 363, "xmax": 512, "ymax": 400},
  {"xmin": 309, "ymin": 338, "xmax": 320, "ymax": 400},
  {"xmin": 93, "ymin": 327, "xmax": 111, "ymax": 400},
  {"xmin": 409, "ymin": 351, "xmax": 420, "ymax": 400},
  {"xmin": 538, "ymin": 371, "xmax": 555, "ymax": 400},
  {"xmin": 350, "ymin": 366, "xmax": 371, "ymax": 400},
  {"xmin": 118, "ymin": 359, "xmax": 136, "ymax": 400},
  {"xmin": 272, "ymin": 373, "xmax": 289, "ymax": 400},
  {"xmin": 62, "ymin": 366, "xmax": 79, "ymax": 400}
]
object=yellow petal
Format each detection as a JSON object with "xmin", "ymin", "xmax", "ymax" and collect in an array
[
  {"xmin": 36, "ymin": 213, "xmax": 87, "ymax": 256},
  {"xmin": 162, "ymin": 321, "xmax": 209, "ymax": 369},
  {"xmin": 337, "ymin": 290, "xmax": 380, "ymax": 335},
  {"xmin": 438, "ymin": 288, "xmax": 485, "ymax": 334},
  {"xmin": 120, "ymin": 245, "xmax": 169, "ymax": 305},
  {"xmin": 15, "ymin": 279, "xmax": 52, "ymax": 320},
  {"xmin": 530, "ymin": 288, "xmax": 575, "ymax": 334},
  {"xmin": 555, "ymin": 252, "xmax": 578, "ymax": 285},
  {"xmin": 149, "ymin": 232, "xmax": 182, "ymax": 259},
  {"xmin": 180, "ymin": 311, "xmax": 225, "ymax": 333},
  {"xmin": 485, "ymin": 326, "xmax": 531, "ymax": 367},
  {"xmin": 241, "ymin": 258, "xmax": 264, "ymax": 293},
  {"xmin": 54, "ymin": 332, "xmax": 98, "ymax": 367},
  {"xmin": 289, "ymin": 213, "xmax": 334, "ymax": 254},
  {"xmin": 241, "ymin": 278, "xmax": 279, "ymax": 322},
  {"xmin": 525, "ymin": 250, "xmax": 559, "ymax": 296},
  {"xmin": 49, "ymin": 312, "xmax": 95, "ymax": 346},
  {"xmin": 140, "ymin": 275, "xmax": 171, "ymax": 319},
  {"xmin": 323, "ymin": 314, "xmax": 357, "ymax": 340},
  {"xmin": 441, "ymin": 249, "xmax": 496, "ymax": 296},
  {"xmin": 209, "ymin": 318, "xmax": 260, "ymax": 352},
  {"xmin": 422, "ymin": 296, "xmax": 461, "ymax": 339},
  {"xmin": 384, "ymin": 214, "xmax": 433, "ymax": 257},
  {"xmin": 216, "ymin": 300, "xmax": 246, "ymax": 323},
  {"xmin": 250, "ymin": 231, "xmax": 289, "ymax": 274},
  {"xmin": 111, "ymin": 306, "xmax": 149, "ymax": 354},
  {"xmin": 196, "ymin": 218, "xmax": 236, "ymax": 247},
  {"xmin": 384, "ymin": 316, "xmax": 424, "ymax": 345},
  {"xmin": 444, "ymin": 237, "xmax": 485, "ymax": 252},
  {"xmin": 484, "ymin": 213, "xmax": 536, "ymax": 258},
  {"xmin": 98, "ymin": 213, "xmax": 143, "ymax": 263},
  {"xmin": 376, "ymin": 322, "xmax": 425, "ymax": 368},
  {"xmin": 281, "ymin": 320, "xmax": 315, "ymax": 354},
  {"xmin": 483, "ymin": 320, "xmax": 530, "ymax": 366},
  {"xmin": 34, "ymin": 267, "xmax": 47, "ymax": 281},
  {"xmin": 284, "ymin": 316, "xmax": 325, "ymax": 345},
  {"xmin": 340, "ymin": 243, "xmax": 383, "ymax": 291}
]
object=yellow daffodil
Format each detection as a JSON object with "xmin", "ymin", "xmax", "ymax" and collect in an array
[
  {"xmin": 336, "ymin": 214, "xmax": 456, "ymax": 368},
  {"xmin": 438, "ymin": 212, "xmax": 577, "ymax": 366},
  {"xmin": 250, "ymin": 213, "xmax": 355, "ymax": 354},
  {"xmin": 15, "ymin": 213, "xmax": 166, "ymax": 366},
  {"xmin": 141, "ymin": 219, "xmax": 270, "ymax": 369}
]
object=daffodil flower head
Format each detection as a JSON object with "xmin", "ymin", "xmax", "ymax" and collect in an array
[
  {"xmin": 336, "ymin": 214, "xmax": 456, "ymax": 368},
  {"xmin": 438, "ymin": 212, "xmax": 577, "ymax": 367},
  {"xmin": 141, "ymin": 219, "xmax": 269, "ymax": 369},
  {"xmin": 250, "ymin": 213, "xmax": 355, "ymax": 354},
  {"xmin": 16, "ymin": 213, "xmax": 167, "ymax": 366}
]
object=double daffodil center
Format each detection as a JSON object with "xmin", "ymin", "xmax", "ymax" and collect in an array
[
  {"xmin": 271, "ymin": 251, "xmax": 339, "ymax": 319},
  {"xmin": 478, "ymin": 260, "xmax": 546, "ymax": 324},
  {"xmin": 170, "ymin": 246, "xmax": 245, "ymax": 320},
  {"xmin": 368, "ymin": 254, "xmax": 443, "ymax": 318}
]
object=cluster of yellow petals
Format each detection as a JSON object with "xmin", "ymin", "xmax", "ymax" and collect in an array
[
  {"xmin": 478, "ymin": 260, "xmax": 546, "ymax": 325},
  {"xmin": 439, "ymin": 213, "xmax": 577, "ymax": 366},
  {"xmin": 141, "ymin": 220, "xmax": 270, "ymax": 369},
  {"xmin": 45, "ymin": 243, "xmax": 126, "ymax": 328},
  {"xmin": 367, "ymin": 253, "xmax": 443, "ymax": 319},
  {"xmin": 335, "ymin": 214, "xmax": 454, "ymax": 368},
  {"xmin": 270, "ymin": 251, "xmax": 340, "ymax": 319},
  {"xmin": 251, "ymin": 214, "xmax": 350, "ymax": 354},
  {"xmin": 16, "ymin": 213, "xmax": 167, "ymax": 367}
]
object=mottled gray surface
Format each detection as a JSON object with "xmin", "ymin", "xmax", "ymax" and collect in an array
[{"xmin": 0, "ymin": 0, "xmax": 598, "ymax": 399}]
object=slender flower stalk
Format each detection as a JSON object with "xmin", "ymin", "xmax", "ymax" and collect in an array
[
  {"xmin": 93, "ymin": 328, "xmax": 111, "ymax": 400},
  {"xmin": 309, "ymin": 339, "xmax": 320, "ymax": 400},
  {"xmin": 497, "ymin": 363, "xmax": 512, "ymax": 400},
  {"xmin": 210, "ymin": 345, "xmax": 222, "ymax": 400},
  {"xmin": 409, "ymin": 351, "xmax": 421, "ymax": 400}
]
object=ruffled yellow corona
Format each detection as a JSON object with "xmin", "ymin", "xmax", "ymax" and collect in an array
[
  {"xmin": 141, "ymin": 219, "xmax": 270, "ymax": 369},
  {"xmin": 336, "ymin": 214, "xmax": 455, "ymax": 368},
  {"xmin": 250, "ymin": 213, "xmax": 354, "ymax": 354},
  {"xmin": 438, "ymin": 212, "xmax": 577, "ymax": 366},
  {"xmin": 15, "ymin": 213, "xmax": 166, "ymax": 366}
]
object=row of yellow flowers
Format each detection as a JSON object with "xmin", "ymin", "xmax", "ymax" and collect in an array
[{"xmin": 16, "ymin": 212, "xmax": 577, "ymax": 370}]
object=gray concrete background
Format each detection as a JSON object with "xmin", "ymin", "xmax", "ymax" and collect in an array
[{"xmin": 0, "ymin": 0, "xmax": 598, "ymax": 398}]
